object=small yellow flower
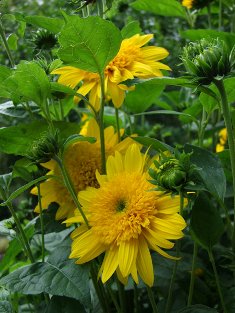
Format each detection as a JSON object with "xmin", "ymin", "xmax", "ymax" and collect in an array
[
  {"xmin": 52, "ymin": 34, "xmax": 170, "ymax": 110},
  {"xmin": 31, "ymin": 118, "xmax": 133, "ymax": 220},
  {"xmin": 66, "ymin": 144, "xmax": 186, "ymax": 287},
  {"xmin": 216, "ymin": 128, "xmax": 227, "ymax": 152},
  {"xmin": 182, "ymin": 0, "xmax": 194, "ymax": 9}
]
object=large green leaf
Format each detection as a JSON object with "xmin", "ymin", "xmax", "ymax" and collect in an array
[
  {"xmin": 0, "ymin": 66, "xmax": 12, "ymax": 98},
  {"xmin": 125, "ymin": 80, "xmax": 165, "ymax": 113},
  {"xmin": 190, "ymin": 192, "xmax": 224, "ymax": 249},
  {"xmin": 5, "ymin": 61, "xmax": 51, "ymax": 105},
  {"xmin": 25, "ymin": 15, "xmax": 64, "ymax": 33},
  {"xmin": 46, "ymin": 296, "xmax": 86, "ymax": 313},
  {"xmin": 184, "ymin": 144, "xmax": 226, "ymax": 201},
  {"xmin": 180, "ymin": 29, "xmax": 235, "ymax": 50},
  {"xmin": 0, "ymin": 241, "xmax": 91, "ymax": 308},
  {"xmin": 58, "ymin": 16, "xmax": 122, "ymax": 74},
  {"xmin": 131, "ymin": 0, "xmax": 186, "ymax": 18},
  {"xmin": 0, "ymin": 121, "xmax": 79, "ymax": 156},
  {"xmin": 177, "ymin": 304, "xmax": 218, "ymax": 312},
  {"xmin": 121, "ymin": 21, "xmax": 141, "ymax": 39}
]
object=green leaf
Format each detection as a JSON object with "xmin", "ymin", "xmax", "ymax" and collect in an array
[
  {"xmin": 5, "ymin": 61, "xmax": 51, "ymax": 106},
  {"xmin": 13, "ymin": 158, "xmax": 38, "ymax": 182},
  {"xmin": 180, "ymin": 29, "xmax": 235, "ymax": 50},
  {"xmin": 7, "ymin": 33, "xmax": 18, "ymax": 50},
  {"xmin": 0, "ymin": 121, "xmax": 79, "ymax": 156},
  {"xmin": 46, "ymin": 296, "xmax": 86, "ymax": 313},
  {"xmin": 25, "ymin": 15, "xmax": 64, "ymax": 34},
  {"xmin": 125, "ymin": 81, "xmax": 165, "ymax": 113},
  {"xmin": 177, "ymin": 304, "xmax": 218, "ymax": 312},
  {"xmin": 121, "ymin": 21, "xmax": 141, "ymax": 39},
  {"xmin": 184, "ymin": 144, "xmax": 226, "ymax": 201},
  {"xmin": 58, "ymin": 16, "xmax": 122, "ymax": 74},
  {"xmin": 0, "ymin": 66, "xmax": 12, "ymax": 98},
  {"xmin": 63, "ymin": 134, "xmax": 96, "ymax": 153},
  {"xmin": 0, "ymin": 241, "xmax": 91, "ymax": 307},
  {"xmin": 0, "ymin": 301, "xmax": 13, "ymax": 313},
  {"xmin": 0, "ymin": 101, "xmax": 34, "ymax": 118},
  {"xmin": 133, "ymin": 136, "xmax": 174, "ymax": 152},
  {"xmin": 50, "ymin": 82, "xmax": 76, "ymax": 96},
  {"xmin": 123, "ymin": 76, "xmax": 192, "ymax": 88},
  {"xmin": 131, "ymin": 0, "xmax": 187, "ymax": 18},
  {"xmin": 190, "ymin": 192, "xmax": 224, "ymax": 249}
]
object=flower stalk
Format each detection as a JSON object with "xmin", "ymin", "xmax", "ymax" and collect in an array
[
  {"xmin": 147, "ymin": 286, "xmax": 159, "ymax": 313},
  {"xmin": 37, "ymin": 184, "xmax": 45, "ymax": 262},
  {"xmin": 0, "ymin": 18, "xmax": 15, "ymax": 67},
  {"xmin": 187, "ymin": 242, "xmax": 198, "ymax": 306}
]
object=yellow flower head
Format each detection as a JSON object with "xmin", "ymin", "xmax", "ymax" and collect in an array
[
  {"xmin": 52, "ymin": 33, "xmax": 170, "ymax": 110},
  {"xmin": 31, "ymin": 118, "xmax": 133, "ymax": 220},
  {"xmin": 182, "ymin": 0, "xmax": 194, "ymax": 9},
  {"xmin": 67, "ymin": 144, "xmax": 186, "ymax": 287},
  {"xmin": 216, "ymin": 128, "xmax": 228, "ymax": 152}
]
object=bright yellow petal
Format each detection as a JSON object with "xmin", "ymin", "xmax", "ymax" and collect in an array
[
  {"xmin": 124, "ymin": 144, "xmax": 144, "ymax": 173},
  {"xmin": 136, "ymin": 236, "xmax": 154, "ymax": 287},
  {"xmin": 118, "ymin": 239, "xmax": 138, "ymax": 277},
  {"xmin": 101, "ymin": 246, "xmax": 119, "ymax": 283},
  {"xmin": 108, "ymin": 80, "xmax": 125, "ymax": 108}
]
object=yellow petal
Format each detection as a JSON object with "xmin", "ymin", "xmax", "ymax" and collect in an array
[
  {"xmin": 136, "ymin": 236, "xmax": 154, "ymax": 287},
  {"xmin": 101, "ymin": 246, "xmax": 119, "ymax": 283},
  {"xmin": 124, "ymin": 144, "xmax": 144, "ymax": 173},
  {"xmin": 118, "ymin": 239, "xmax": 138, "ymax": 277}
]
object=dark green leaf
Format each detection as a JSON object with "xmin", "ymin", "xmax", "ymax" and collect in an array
[
  {"xmin": 50, "ymin": 82, "xmax": 76, "ymax": 96},
  {"xmin": 133, "ymin": 136, "xmax": 174, "ymax": 152},
  {"xmin": 0, "ymin": 241, "xmax": 91, "ymax": 307},
  {"xmin": 190, "ymin": 192, "xmax": 224, "ymax": 249},
  {"xmin": 125, "ymin": 81, "xmax": 165, "ymax": 113},
  {"xmin": 121, "ymin": 21, "xmax": 141, "ymax": 39},
  {"xmin": 25, "ymin": 15, "xmax": 64, "ymax": 33},
  {"xmin": 0, "ymin": 301, "xmax": 13, "ymax": 313},
  {"xmin": 46, "ymin": 296, "xmax": 86, "ymax": 313},
  {"xmin": 0, "ymin": 121, "xmax": 79, "ymax": 156},
  {"xmin": 58, "ymin": 15, "xmax": 122, "ymax": 74},
  {"xmin": 185, "ymin": 144, "xmax": 226, "ymax": 201},
  {"xmin": 177, "ymin": 304, "xmax": 218, "ymax": 312},
  {"xmin": 131, "ymin": 0, "xmax": 187, "ymax": 18}
]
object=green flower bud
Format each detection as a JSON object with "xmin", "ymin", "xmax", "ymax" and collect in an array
[
  {"xmin": 182, "ymin": 38, "xmax": 235, "ymax": 85},
  {"xmin": 28, "ymin": 130, "xmax": 60, "ymax": 163},
  {"xmin": 149, "ymin": 151, "xmax": 193, "ymax": 192}
]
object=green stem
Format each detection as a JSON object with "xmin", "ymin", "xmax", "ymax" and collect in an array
[
  {"xmin": 98, "ymin": 74, "xmax": 106, "ymax": 174},
  {"xmin": 208, "ymin": 249, "xmax": 228, "ymax": 313},
  {"xmin": 218, "ymin": 0, "xmax": 222, "ymax": 30},
  {"xmin": 107, "ymin": 283, "xmax": 122, "ymax": 313},
  {"xmin": 213, "ymin": 79, "xmax": 235, "ymax": 253},
  {"xmin": 165, "ymin": 193, "xmax": 184, "ymax": 313},
  {"xmin": 198, "ymin": 107, "xmax": 207, "ymax": 147},
  {"xmin": 207, "ymin": 5, "xmax": 212, "ymax": 29},
  {"xmin": 115, "ymin": 108, "xmax": 121, "ymax": 143},
  {"xmin": 134, "ymin": 284, "xmax": 139, "ymax": 313},
  {"xmin": 7, "ymin": 203, "xmax": 34, "ymax": 263},
  {"xmin": 53, "ymin": 155, "xmax": 89, "ymax": 227},
  {"xmin": 0, "ymin": 19, "xmax": 15, "ymax": 67},
  {"xmin": 37, "ymin": 185, "xmax": 45, "ymax": 262},
  {"xmin": 187, "ymin": 242, "xmax": 198, "ymax": 306},
  {"xmin": 147, "ymin": 286, "xmax": 159, "ymax": 313},
  {"xmin": 117, "ymin": 279, "xmax": 125, "ymax": 313}
]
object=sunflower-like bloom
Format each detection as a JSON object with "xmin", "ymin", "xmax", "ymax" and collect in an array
[
  {"xmin": 52, "ymin": 34, "xmax": 170, "ymax": 110},
  {"xmin": 31, "ymin": 118, "xmax": 133, "ymax": 220},
  {"xmin": 182, "ymin": 0, "xmax": 194, "ymax": 9},
  {"xmin": 66, "ymin": 144, "xmax": 186, "ymax": 286},
  {"xmin": 216, "ymin": 128, "xmax": 228, "ymax": 152}
]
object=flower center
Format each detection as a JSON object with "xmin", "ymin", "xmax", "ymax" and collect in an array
[{"xmin": 116, "ymin": 199, "xmax": 126, "ymax": 212}]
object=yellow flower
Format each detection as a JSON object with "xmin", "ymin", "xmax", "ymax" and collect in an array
[
  {"xmin": 216, "ymin": 128, "xmax": 228, "ymax": 152},
  {"xmin": 52, "ymin": 34, "xmax": 170, "ymax": 110},
  {"xmin": 67, "ymin": 144, "xmax": 186, "ymax": 287},
  {"xmin": 31, "ymin": 118, "xmax": 133, "ymax": 220},
  {"xmin": 182, "ymin": 0, "xmax": 194, "ymax": 9}
]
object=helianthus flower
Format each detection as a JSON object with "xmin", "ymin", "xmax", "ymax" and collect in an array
[
  {"xmin": 216, "ymin": 128, "xmax": 228, "ymax": 152},
  {"xmin": 31, "ymin": 118, "xmax": 133, "ymax": 220},
  {"xmin": 52, "ymin": 33, "xmax": 170, "ymax": 110},
  {"xmin": 182, "ymin": 0, "xmax": 194, "ymax": 9},
  {"xmin": 66, "ymin": 144, "xmax": 186, "ymax": 286}
]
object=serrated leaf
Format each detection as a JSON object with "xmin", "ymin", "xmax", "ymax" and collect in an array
[
  {"xmin": 46, "ymin": 296, "xmax": 86, "ymax": 313},
  {"xmin": 185, "ymin": 144, "xmax": 226, "ymax": 201},
  {"xmin": 58, "ymin": 15, "xmax": 122, "ymax": 74},
  {"xmin": 0, "ymin": 121, "xmax": 79, "ymax": 156},
  {"xmin": 190, "ymin": 192, "xmax": 224, "ymax": 249},
  {"xmin": 131, "ymin": 0, "xmax": 187, "ymax": 18},
  {"xmin": 0, "ymin": 241, "xmax": 91, "ymax": 307},
  {"xmin": 133, "ymin": 136, "xmax": 174, "ymax": 152},
  {"xmin": 25, "ymin": 15, "xmax": 64, "ymax": 33}
]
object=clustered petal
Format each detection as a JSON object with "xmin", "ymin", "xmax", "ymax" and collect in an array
[{"xmin": 67, "ymin": 144, "xmax": 186, "ymax": 286}]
